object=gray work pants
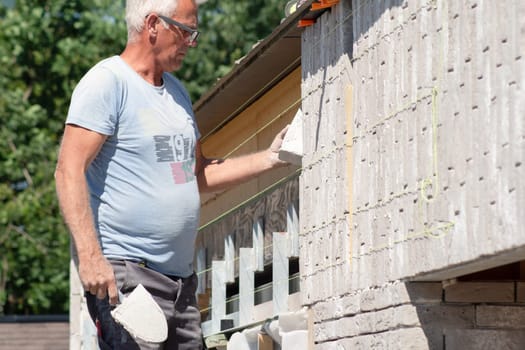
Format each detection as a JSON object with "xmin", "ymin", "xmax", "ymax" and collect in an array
[{"xmin": 86, "ymin": 260, "xmax": 203, "ymax": 350}]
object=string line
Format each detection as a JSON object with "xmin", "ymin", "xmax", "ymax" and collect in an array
[
  {"xmin": 196, "ymin": 239, "xmax": 284, "ymax": 277},
  {"xmin": 198, "ymin": 0, "xmax": 455, "ymax": 314},
  {"xmin": 205, "ymin": 0, "xmax": 368, "ymax": 161},
  {"xmin": 198, "ymin": 169, "xmax": 301, "ymax": 232},
  {"xmin": 197, "ymin": 0, "xmax": 381, "ymax": 208},
  {"xmin": 199, "ymin": 219, "xmax": 455, "ymax": 314},
  {"xmin": 198, "ymin": 274, "xmax": 301, "ymax": 314},
  {"xmin": 200, "ymin": 56, "xmax": 302, "ymax": 142}
]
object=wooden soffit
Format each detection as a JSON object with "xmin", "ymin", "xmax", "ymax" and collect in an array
[{"xmin": 193, "ymin": 1, "xmax": 319, "ymax": 141}]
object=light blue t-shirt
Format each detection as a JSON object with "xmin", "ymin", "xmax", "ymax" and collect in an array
[{"xmin": 67, "ymin": 56, "xmax": 200, "ymax": 277}]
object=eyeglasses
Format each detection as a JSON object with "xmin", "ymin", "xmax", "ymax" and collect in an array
[{"xmin": 158, "ymin": 15, "xmax": 200, "ymax": 45}]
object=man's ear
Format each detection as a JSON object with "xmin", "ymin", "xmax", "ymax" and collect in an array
[{"xmin": 145, "ymin": 14, "xmax": 159, "ymax": 35}]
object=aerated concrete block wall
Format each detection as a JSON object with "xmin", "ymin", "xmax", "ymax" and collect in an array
[{"xmin": 300, "ymin": 0, "xmax": 524, "ymax": 348}]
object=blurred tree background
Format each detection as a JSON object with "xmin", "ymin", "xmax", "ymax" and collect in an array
[{"xmin": 0, "ymin": 0, "xmax": 286, "ymax": 315}]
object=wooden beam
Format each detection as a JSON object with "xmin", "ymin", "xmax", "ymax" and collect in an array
[
  {"xmin": 211, "ymin": 261, "xmax": 226, "ymax": 334},
  {"xmin": 239, "ymin": 248, "xmax": 255, "ymax": 325},
  {"xmin": 253, "ymin": 218, "xmax": 265, "ymax": 272},
  {"xmin": 224, "ymin": 235, "xmax": 235, "ymax": 283},
  {"xmin": 258, "ymin": 333, "xmax": 274, "ymax": 350},
  {"xmin": 273, "ymin": 232, "xmax": 290, "ymax": 314},
  {"xmin": 286, "ymin": 201, "xmax": 300, "ymax": 258}
]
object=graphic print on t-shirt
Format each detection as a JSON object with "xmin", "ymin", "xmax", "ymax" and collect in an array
[{"xmin": 153, "ymin": 134, "xmax": 195, "ymax": 184}]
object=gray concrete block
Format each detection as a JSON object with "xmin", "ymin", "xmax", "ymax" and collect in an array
[
  {"xmin": 332, "ymin": 263, "xmax": 351, "ymax": 297},
  {"xmin": 445, "ymin": 329, "xmax": 525, "ymax": 350},
  {"xmin": 444, "ymin": 282, "xmax": 515, "ymax": 303},
  {"xmin": 360, "ymin": 287, "xmax": 391, "ymax": 312},
  {"xmin": 415, "ymin": 305, "xmax": 475, "ymax": 329},
  {"xmin": 335, "ymin": 333, "xmax": 387, "ymax": 350},
  {"xmin": 476, "ymin": 305, "xmax": 525, "ymax": 329},
  {"xmin": 387, "ymin": 327, "xmax": 434, "ymax": 350},
  {"xmin": 517, "ymin": 282, "xmax": 525, "ymax": 303},
  {"xmin": 354, "ymin": 308, "xmax": 394, "ymax": 335},
  {"xmin": 406, "ymin": 282, "xmax": 443, "ymax": 304},
  {"xmin": 313, "ymin": 319, "xmax": 338, "ymax": 343},
  {"xmin": 393, "ymin": 304, "xmax": 421, "ymax": 328}
]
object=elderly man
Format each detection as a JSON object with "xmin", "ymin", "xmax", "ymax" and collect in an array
[{"xmin": 55, "ymin": 0, "xmax": 288, "ymax": 348}]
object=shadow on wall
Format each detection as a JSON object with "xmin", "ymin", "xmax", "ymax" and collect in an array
[
  {"xmin": 406, "ymin": 279, "xmax": 525, "ymax": 349},
  {"xmin": 302, "ymin": 0, "xmax": 525, "ymax": 348},
  {"xmin": 301, "ymin": 0, "xmax": 405, "ymax": 75},
  {"xmin": 405, "ymin": 281, "xmax": 466, "ymax": 350},
  {"xmin": 300, "ymin": 0, "xmax": 404, "ymax": 151}
]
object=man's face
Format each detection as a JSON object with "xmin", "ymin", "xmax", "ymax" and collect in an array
[{"xmin": 156, "ymin": 0, "xmax": 198, "ymax": 71}]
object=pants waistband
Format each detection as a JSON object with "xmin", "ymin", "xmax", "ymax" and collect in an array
[{"xmin": 109, "ymin": 259, "xmax": 192, "ymax": 282}]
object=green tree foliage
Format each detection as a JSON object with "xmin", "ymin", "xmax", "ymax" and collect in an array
[
  {"xmin": 0, "ymin": 0, "xmax": 127, "ymax": 315},
  {"xmin": 180, "ymin": 0, "xmax": 287, "ymax": 101},
  {"xmin": 0, "ymin": 0, "xmax": 286, "ymax": 315}
]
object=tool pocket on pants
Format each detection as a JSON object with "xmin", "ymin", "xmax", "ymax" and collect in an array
[{"xmin": 121, "ymin": 260, "xmax": 180, "ymax": 313}]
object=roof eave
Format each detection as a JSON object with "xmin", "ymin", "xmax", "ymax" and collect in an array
[{"xmin": 194, "ymin": 0, "xmax": 315, "ymax": 140}]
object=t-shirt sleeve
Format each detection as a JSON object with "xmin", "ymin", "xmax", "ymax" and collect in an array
[{"xmin": 66, "ymin": 66, "xmax": 121, "ymax": 136}]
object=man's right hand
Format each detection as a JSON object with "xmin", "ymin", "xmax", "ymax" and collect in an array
[{"xmin": 79, "ymin": 254, "xmax": 119, "ymax": 305}]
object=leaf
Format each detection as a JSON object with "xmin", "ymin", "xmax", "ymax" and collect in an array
[{"xmin": 0, "ymin": 0, "xmax": 284, "ymax": 315}]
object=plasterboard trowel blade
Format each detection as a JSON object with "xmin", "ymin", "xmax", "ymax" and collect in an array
[{"xmin": 110, "ymin": 284, "xmax": 168, "ymax": 343}]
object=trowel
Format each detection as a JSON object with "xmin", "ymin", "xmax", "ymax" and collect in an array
[{"xmin": 110, "ymin": 284, "xmax": 168, "ymax": 343}]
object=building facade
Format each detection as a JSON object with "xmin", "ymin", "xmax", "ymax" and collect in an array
[
  {"xmin": 71, "ymin": 0, "xmax": 525, "ymax": 348},
  {"xmin": 300, "ymin": 0, "xmax": 525, "ymax": 348}
]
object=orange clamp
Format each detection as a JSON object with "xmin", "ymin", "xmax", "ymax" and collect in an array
[{"xmin": 311, "ymin": 0, "xmax": 340, "ymax": 11}]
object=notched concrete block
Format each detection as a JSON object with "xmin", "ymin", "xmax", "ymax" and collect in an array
[
  {"xmin": 279, "ymin": 108, "xmax": 303, "ymax": 165},
  {"xmin": 445, "ymin": 329, "xmax": 525, "ymax": 350}
]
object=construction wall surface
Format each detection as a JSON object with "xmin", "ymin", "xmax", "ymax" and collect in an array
[{"xmin": 300, "ymin": 0, "xmax": 525, "ymax": 348}]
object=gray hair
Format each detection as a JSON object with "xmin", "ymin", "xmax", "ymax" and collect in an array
[{"xmin": 125, "ymin": 0, "xmax": 179, "ymax": 42}]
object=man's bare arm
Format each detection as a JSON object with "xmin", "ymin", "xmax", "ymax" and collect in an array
[
  {"xmin": 196, "ymin": 126, "xmax": 289, "ymax": 193},
  {"xmin": 55, "ymin": 124, "xmax": 118, "ymax": 305}
]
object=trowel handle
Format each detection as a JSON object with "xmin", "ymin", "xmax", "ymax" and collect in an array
[{"xmin": 118, "ymin": 290, "xmax": 125, "ymax": 304}]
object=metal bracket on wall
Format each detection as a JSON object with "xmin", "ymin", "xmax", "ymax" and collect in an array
[
  {"xmin": 311, "ymin": 0, "xmax": 340, "ymax": 11},
  {"xmin": 298, "ymin": 19, "xmax": 316, "ymax": 27},
  {"xmin": 296, "ymin": 0, "xmax": 341, "ymax": 28}
]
